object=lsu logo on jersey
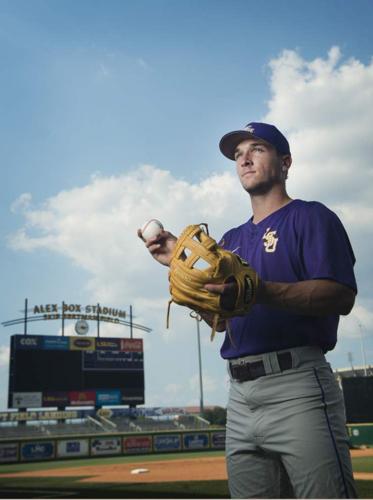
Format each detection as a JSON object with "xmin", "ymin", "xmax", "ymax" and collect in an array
[{"xmin": 263, "ymin": 227, "xmax": 279, "ymax": 253}]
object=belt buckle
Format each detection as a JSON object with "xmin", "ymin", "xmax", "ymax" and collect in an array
[
  {"xmin": 230, "ymin": 359, "xmax": 263, "ymax": 382},
  {"xmin": 230, "ymin": 361, "xmax": 249, "ymax": 382}
]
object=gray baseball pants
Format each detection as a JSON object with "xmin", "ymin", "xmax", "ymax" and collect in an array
[{"xmin": 226, "ymin": 346, "xmax": 357, "ymax": 498}]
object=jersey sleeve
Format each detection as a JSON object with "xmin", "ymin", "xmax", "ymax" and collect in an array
[
  {"xmin": 217, "ymin": 227, "xmax": 236, "ymax": 250},
  {"xmin": 298, "ymin": 203, "xmax": 357, "ymax": 292}
]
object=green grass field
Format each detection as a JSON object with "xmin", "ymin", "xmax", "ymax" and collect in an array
[{"xmin": 0, "ymin": 451, "xmax": 372, "ymax": 498}]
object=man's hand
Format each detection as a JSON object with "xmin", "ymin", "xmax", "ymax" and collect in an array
[
  {"xmin": 204, "ymin": 278, "xmax": 238, "ymax": 311},
  {"xmin": 137, "ymin": 229, "xmax": 177, "ymax": 267}
]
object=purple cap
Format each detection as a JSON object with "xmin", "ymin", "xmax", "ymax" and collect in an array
[{"xmin": 219, "ymin": 122, "xmax": 291, "ymax": 160}]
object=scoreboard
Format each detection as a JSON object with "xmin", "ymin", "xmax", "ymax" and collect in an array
[
  {"xmin": 8, "ymin": 335, "xmax": 144, "ymax": 409},
  {"xmin": 341, "ymin": 376, "xmax": 373, "ymax": 423}
]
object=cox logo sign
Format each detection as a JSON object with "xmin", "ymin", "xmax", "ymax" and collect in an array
[
  {"xmin": 17, "ymin": 337, "xmax": 39, "ymax": 349},
  {"xmin": 21, "ymin": 338, "xmax": 38, "ymax": 346}
]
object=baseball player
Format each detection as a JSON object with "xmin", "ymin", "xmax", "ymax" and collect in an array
[{"xmin": 139, "ymin": 122, "xmax": 357, "ymax": 498}]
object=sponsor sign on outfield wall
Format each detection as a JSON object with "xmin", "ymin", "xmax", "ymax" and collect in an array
[
  {"xmin": 0, "ymin": 443, "xmax": 18, "ymax": 463},
  {"xmin": 123, "ymin": 436, "xmax": 152, "ymax": 454},
  {"xmin": 153, "ymin": 434, "xmax": 181, "ymax": 452},
  {"xmin": 57, "ymin": 439, "xmax": 89, "ymax": 458},
  {"xmin": 91, "ymin": 437, "xmax": 121, "ymax": 456},
  {"xmin": 12, "ymin": 392, "xmax": 42, "ymax": 408},
  {"xmin": 20, "ymin": 441, "xmax": 55, "ymax": 461},
  {"xmin": 183, "ymin": 433, "xmax": 209, "ymax": 450},
  {"xmin": 210, "ymin": 431, "xmax": 226, "ymax": 449}
]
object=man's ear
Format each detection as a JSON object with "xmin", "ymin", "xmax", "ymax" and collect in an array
[
  {"xmin": 282, "ymin": 155, "xmax": 292, "ymax": 168},
  {"xmin": 280, "ymin": 155, "xmax": 292, "ymax": 180}
]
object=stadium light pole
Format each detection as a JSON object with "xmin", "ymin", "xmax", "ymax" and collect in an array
[
  {"xmin": 97, "ymin": 303, "xmax": 100, "ymax": 337},
  {"xmin": 24, "ymin": 298, "xmax": 28, "ymax": 336},
  {"xmin": 130, "ymin": 305, "xmax": 133, "ymax": 339},
  {"xmin": 358, "ymin": 321, "xmax": 368, "ymax": 376},
  {"xmin": 195, "ymin": 316, "xmax": 204, "ymax": 415}
]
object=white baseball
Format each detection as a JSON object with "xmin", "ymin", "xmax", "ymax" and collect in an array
[{"xmin": 141, "ymin": 219, "xmax": 164, "ymax": 241}]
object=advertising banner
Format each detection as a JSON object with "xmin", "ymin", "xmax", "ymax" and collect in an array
[
  {"xmin": 210, "ymin": 431, "xmax": 226, "ymax": 449},
  {"xmin": 96, "ymin": 339, "xmax": 121, "ymax": 351},
  {"xmin": 0, "ymin": 443, "xmax": 18, "ymax": 463},
  {"xmin": 69, "ymin": 391, "xmax": 96, "ymax": 406},
  {"xmin": 91, "ymin": 437, "xmax": 121, "ymax": 456},
  {"xmin": 153, "ymin": 434, "xmax": 181, "ymax": 452},
  {"xmin": 0, "ymin": 410, "xmax": 78, "ymax": 422},
  {"xmin": 183, "ymin": 433, "xmax": 209, "ymax": 450},
  {"xmin": 70, "ymin": 337, "xmax": 95, "ymax": 351},
  {"xmin": 12, "ymin": 392, "xmax": 42, "ymax": 409},
  {"xmin": 120, "ymin": 339, "xmax": 143, "ymax": 352},
  {"xmin": 96, "ymin": 390, "xmax": 121, "ymax": 406},
  {"xmin": 57, "ymin": 439, "xmax": 89, "ymax": 458},
  {"xmin": 43, "ymin": 336, "xmax": 70, "ymax": 351},
  {"xmin": 123, "ymin": 436, "xmax": 152, "ymax": 454},
  {"xmin": 15, "ymin": 335, "xmax": 42, "ymax": 350},
  {"xmin": 20, "ymin": 441, "xmax": 55, "ymax": 461},
  {"xmin": 43, "ymin": 392, "xmax": 70, "ymax": 408}
]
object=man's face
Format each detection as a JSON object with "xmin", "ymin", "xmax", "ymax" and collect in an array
[{"xmin": 234, "ymin": 138, "xmax": 284, "ymax": 195}]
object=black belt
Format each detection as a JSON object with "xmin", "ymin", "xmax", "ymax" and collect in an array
[{"xmin": 229, "ymin": 351, "xmax": 293, "ymax": 382}]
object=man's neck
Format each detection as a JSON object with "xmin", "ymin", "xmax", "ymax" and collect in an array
[{"xmin": 250, "ymin": 188, "xmax": 292, "ymax": 224}]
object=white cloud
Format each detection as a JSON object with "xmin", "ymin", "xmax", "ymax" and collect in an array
[
  {"xmin": 189, "ymin": 373, "xmax": 217, "ymax": 394},
  {"xmin": 8, "ymin": 166, "xmax": 247, "ymax": 308},
  {"xmin": 265, "ymin": 46, "xmax": 373, "ymax": 206},
  {"xmin": 0, "ymin": 347, "xmax": 10, "ymax": 368},
  {"xmin": 339, "ymin": 302, "xmax": 373, "ymax": 339},
  {"xmin": 10, "ymin": 193, "xmax": 32, "ymax": 214}
]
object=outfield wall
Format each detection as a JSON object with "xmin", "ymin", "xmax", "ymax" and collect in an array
[
  {"xmin": 1, "ymin": 424, "xmax": 371, "ymax": 464},
  {"xmin": 0, "ymin": 428, "xmax": 226, "ymax": 464},
  {"xmin": 348, "ymin": 423, "xmax": 373, "ymax": 447}
]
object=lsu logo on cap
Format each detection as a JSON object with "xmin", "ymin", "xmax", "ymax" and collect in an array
[
  {"xmin": 263, "ymin": 227, "xmax": 279, "ymax": 253},
  {"xmin": 244, "ymin": 125, "xmax": 255, "ymax": 133}
]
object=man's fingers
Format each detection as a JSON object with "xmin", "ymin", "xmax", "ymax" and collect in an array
[
  {"xmin": 145, "ymin": 234, "xmax": 164, "ymax": 249},
  {"xmin": 148, "ymin": 243, "xmax": 161, "ymax": 253},
  {"xmin": 204, "ymin": 284, "xmax": 225, "ymax": 294},
  {"xmin": 205, "ymin": 281, "xmax": 238, "ymax": 311}
]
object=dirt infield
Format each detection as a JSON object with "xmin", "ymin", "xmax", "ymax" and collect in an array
[
  {"xmin": 1, "ymin": 449, "xmax": 373, "ymax": 484},
  {"xmin": 0, "ymin": 456, "xmax": 227, "ymax": 484}
]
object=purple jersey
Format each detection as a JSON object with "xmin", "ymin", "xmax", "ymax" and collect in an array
[{"xmin": 220, "ymin": 199, "xmax": 357, "ymax": 358}]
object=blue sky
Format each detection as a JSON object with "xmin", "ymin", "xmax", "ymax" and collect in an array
[{"xmin": 1, "ymin": 0, "xmax": 373, "ymax": 411}]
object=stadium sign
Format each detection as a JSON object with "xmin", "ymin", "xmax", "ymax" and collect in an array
[
  {"xmin": 2, "ymin": 299, "xmax": 152, "ymax": 336},
  {"xmin": 0, "ymin": 410, "xmax": 79, "ymax": 422},
  {"xmin": 33, "ymin": 303, "xmax": 127, "ymax": 320}
]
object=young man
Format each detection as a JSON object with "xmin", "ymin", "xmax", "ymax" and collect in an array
[{"xmin": 139, "ymin": 122, "xmax": 357, "ymax": 498}]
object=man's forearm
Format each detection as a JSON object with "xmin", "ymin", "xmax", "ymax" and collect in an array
[{"xmin": 256, "ymin": 279, "xmax": 355, "ymax": 316}]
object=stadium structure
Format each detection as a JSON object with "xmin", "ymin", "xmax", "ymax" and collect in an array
[{"xmin": 0, "ymin": 300, "xmax": 226, "ymax": 464}]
